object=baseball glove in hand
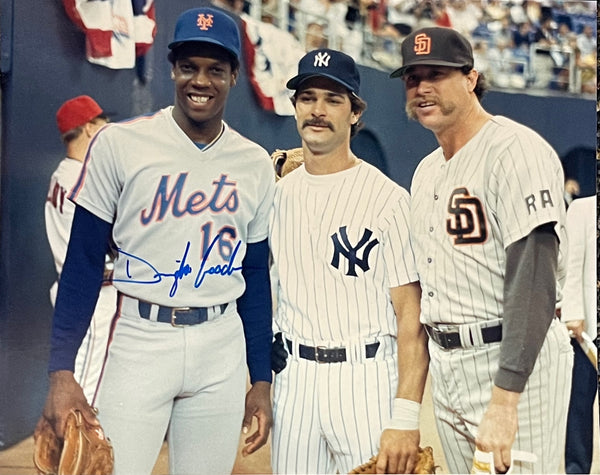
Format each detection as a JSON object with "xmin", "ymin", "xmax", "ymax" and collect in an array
[
  {"xmin": 349, "ymin": 446, "xmax": 436, "ymax": 474},
  {"xmin": 271, "ymin": 147, "xmax": 304, "ymax": 180},
  {"xmin": 33, "ymin": 409, "xmax": 114, "ymax": 475}
]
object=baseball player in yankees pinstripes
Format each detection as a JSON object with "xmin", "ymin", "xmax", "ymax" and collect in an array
[
  {"xmin": 391, "ymin": 27, "xmax": 573, "ymax": 473},
  {"xmin": 38, "ymin": 8, "xmax": 274, "ymax": 474},
  {"xmin": 269, "ymin": 49, "xmax": 429, "ymax": 474},
  {"xmin": 45, "ymin": 95, "xmax": 115, "ymax": 404}
]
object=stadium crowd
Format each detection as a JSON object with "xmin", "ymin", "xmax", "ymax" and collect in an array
[{"xmin": 252, "ymin": 0, "xmax": 596, "ymax": 95}]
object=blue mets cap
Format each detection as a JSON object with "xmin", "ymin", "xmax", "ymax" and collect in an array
[
  {"xmin": 286, "ymin": 48, "xmax": 361, "ymax": 97},
  {"xmin": 168, "ymin": 7, "xmax": 241, "ymax": 61}
]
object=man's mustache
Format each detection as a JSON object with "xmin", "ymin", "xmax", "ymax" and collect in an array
[{"xmin": 302, "ymin": 119, "xmax": 334, "ymax": 130}]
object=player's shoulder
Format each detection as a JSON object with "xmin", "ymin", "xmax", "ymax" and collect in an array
[
  {"xmin": 222, "ymin": 123, "xmax": 270, "ymax": 161},
  {"xmin": 94, "ymin": 109, "xmax": 166, "ymax": 141},
  {"xmin": 360, "ymin": 161, "xmax": 407, "ymax": 192},
  {"xmin": 488, "ymin": 115, "xmax": 553, "ymax": 149}
]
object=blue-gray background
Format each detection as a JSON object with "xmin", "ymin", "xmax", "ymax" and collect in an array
[{"xmin": 0, "ymin": 0, "xmax": 595, "ymax": 449}]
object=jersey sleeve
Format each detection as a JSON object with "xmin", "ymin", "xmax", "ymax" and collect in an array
[
  {"xmin": 245, "ymin": 156, "xmax": 276, "ymax": 244},
  {"xmin": 69, "ymin": 125, "xmax": 122, "ymax": 223},
  {"xmin": 488, "ymin": 132, "xmax": 565, "ymax": 249},
  {"xmin": 381, "ymin": 187, "xmax": 419, "ymax": 288}
]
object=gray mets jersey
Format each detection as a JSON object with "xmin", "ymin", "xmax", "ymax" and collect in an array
[{"xmin": 71, "ymin": 107, "xmax": 275, "ymax": 307}]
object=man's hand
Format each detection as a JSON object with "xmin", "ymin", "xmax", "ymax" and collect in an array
[
  {"xmin": 39, "ymin": 370, "xmax": 98, "ymax": 439},
  {"xmin": 476, "ymin": 386, "xmax": 519, "ymax": 473},
  {"xmin": 565, "ymin": 319, "xmax": 585, "ymax": 342},
  {"xmin": 376, "ymin": 428, "xmax": 420, "ymax": 474},
  {"xmin": 241, "ymin": 381, "xmax": 272, "ymax": 456},
  {"xmin": 271, "ymin": 332, "xmax": 288, "ymax": 374}
]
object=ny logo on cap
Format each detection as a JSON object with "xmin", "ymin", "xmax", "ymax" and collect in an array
[
  {"xmin": 197, "ymin": 13, "xmax": 214, "ymax": 31},
  {"xmin": 313, "ymin": 51, "xmax": 331, "ymax": 67},
  {"xmin": 414, "ymin": 33, "xmax": 431, "ymax": 55}
]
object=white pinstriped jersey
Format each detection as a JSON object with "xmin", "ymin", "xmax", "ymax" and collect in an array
[
  {"xmin": 270, "ymin": 161, "xmax": 418, "ymax": 344},
  {"xmin": 410, "ymin": 115, "xmax": 566, "ymax": 326},
  {"xmin": 71, "ymin": 106, "xmax": 275, "ymax": 307}
]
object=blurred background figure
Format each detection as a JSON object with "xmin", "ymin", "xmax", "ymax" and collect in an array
[
  {"xmin": 45, "ymin": 95, "xmax": 116, "ymax": 404},
  {"xmin": 560, "ymin": 195, "xmax": 598, "ymax": 474}
]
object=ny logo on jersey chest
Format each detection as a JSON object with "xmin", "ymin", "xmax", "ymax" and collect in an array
[{"xmin": 330, "ymin": 226, "xmax": 379, "ymax": 276}]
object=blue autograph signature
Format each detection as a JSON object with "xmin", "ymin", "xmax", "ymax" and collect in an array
[{"xmin": 114, "ymin": 235, "xmax": 243, "ymax": 298}]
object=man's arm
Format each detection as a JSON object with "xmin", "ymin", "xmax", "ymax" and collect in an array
[
  {"xmin": 377, "ymin": 281, "xmax": 429, "ymax": 474},
  {"xmin": 561, "ymin": 200, "xmax": 588, "ymax": 341},
  {"xmin": 237, "ymin": 238, "xmax": 273, "ymax": 455},
  {"xmin": 476, "ymin": 223, "xmax": 559, "ymax": 473},
  {"xmin": 44, "ymin": 205, "xmax": 113, "ymax": 437}
]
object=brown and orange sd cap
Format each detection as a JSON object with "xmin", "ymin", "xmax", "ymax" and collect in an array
[{"xmin": 390, "ymin": 27, "xmax": 474, "ymax": 78}]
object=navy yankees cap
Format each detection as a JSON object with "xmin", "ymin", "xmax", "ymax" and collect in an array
[
  {"xmin": 287, "ymin": 48, "xmax": 361, "ymax": 97},
  {"xmin": 168, "ymin": 7, "xmax": 241, "ymax": 61},
  {"xmin": 390, "ymin": 27, "xmax": 474, "ymax": 78}
]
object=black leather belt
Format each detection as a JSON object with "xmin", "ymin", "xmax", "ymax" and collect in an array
[
  {"xmin": 425, "ymin": 323, "xmax": 502, "ymax": 350},
  {"xmin": 286, "ymin": 338, "xmax": 380, "ymax": 363},
  {"xmin": 138, "ymin": 300, "xmax": 228, "ymax": 326}
]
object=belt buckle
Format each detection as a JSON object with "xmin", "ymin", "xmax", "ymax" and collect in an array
[
  {"xmin": 171, "ymin": 307, "xmax": 192, "ymax": 327},
  {"xmin": 440, "ymin": 332, "xmax": 461, "ymax": 349},
  {"xmin": 315, "ymin": 346, "xmax": 327, "ymax": 363}
]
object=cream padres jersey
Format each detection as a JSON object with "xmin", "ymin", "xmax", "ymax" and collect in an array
[
  {"xmin": 410, "ymin": 115, "xmax": 566, "ymax": 326},
  {"xmin": 270, "ymin": 161, "xmax": 418, "ymax": 344}
]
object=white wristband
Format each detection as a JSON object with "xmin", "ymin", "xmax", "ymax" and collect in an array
[{"xmin": 383, "ymin": 398, "xmax": 421, "ymax": 431}]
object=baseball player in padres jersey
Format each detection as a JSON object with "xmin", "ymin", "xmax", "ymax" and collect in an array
[
  {"xmin": 391, "ymin": 27, "xmax": 573, "ymax": 474},
  {"xmin": 45, "ymin": 95, "xmax": 115, "ymax": 404},
  {"xmin": 270, "ymin": 49, "xmax": 429, "ymax": 474},
  {"xmin": 38, "ymin": 8, "xmax": 275, "ymax": 474}
]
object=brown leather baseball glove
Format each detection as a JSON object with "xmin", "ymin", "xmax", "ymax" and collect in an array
[
  {"xmin": 349, "ymin": 446, "xmax": 437, "ymax": 474},
  {"xmin": 271, "ymin": 147, "xmax": 304, "ymax": 180},
  {"xmin": 33, "ymin": 409, "xmax": 114, "ymax": 475}
]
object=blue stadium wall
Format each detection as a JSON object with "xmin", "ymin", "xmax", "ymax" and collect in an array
[{"xmin": 0, "ymin": 0, "xmax": 596, "ymax": 449}]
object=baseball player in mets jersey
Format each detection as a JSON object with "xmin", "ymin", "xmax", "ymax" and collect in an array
[
  {"xmin": 390, "ymin": 27, "xmax": 573, "ymax": 474},
  {"xmin": 269, "ymin": 48, "xmax": 429, "ymax": 474},
  {"xmin": 38, "ymin": 8, "xmax": 274, "ymax": 474},
  {"xmin": 45, "ymin": 95, "xmax": 115, "ymax": 404}
]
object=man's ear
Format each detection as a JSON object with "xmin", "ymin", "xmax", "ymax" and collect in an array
[{"xmin": 231, "ymin": 70, "xmax": 238, "ymax": 86}]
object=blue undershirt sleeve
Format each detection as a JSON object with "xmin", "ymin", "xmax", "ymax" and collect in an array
[
  {"xmin": 237, "ymin": 239, "xmax": 273, "ymax": 384},
  {"xmin": 48, "ymin": 205, "xmax": 113, "ymax": 374}
]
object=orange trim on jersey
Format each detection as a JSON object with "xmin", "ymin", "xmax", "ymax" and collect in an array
[
  {"xmin": 90, "ymin": 294, "xmax": 122, "ymax": 408},
  {"xmin": 70, "ymin": 111, "xmax": 163, "ymax": 203}
]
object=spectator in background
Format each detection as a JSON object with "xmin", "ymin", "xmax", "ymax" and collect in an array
[
  {"xmin": 387, "ymin": 0, "xmax": 417, "ymax": 36},
  {"xmin": 446, "ymin": 0, "xmax": 482, "ymax": 38},
  {"xmin": 413, "ymin": 0, "xmax": 451, "ymax": 29},
  {"xmin": 575, "ymin": 24, "xmax": 596, "ymax": 57},
  {"xmin": 563, "ymin": 177, "xmax": 581, "ymax": 209},
  {"xmin": 512, "ymin": 20, "xmax": 536, "ymax": 51},
  {"xmin": 561, "ymin": 195, "xmax": 598, "ymax": 474}
]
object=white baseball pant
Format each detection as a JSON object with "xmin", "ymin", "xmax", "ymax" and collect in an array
[
  {"xmin": 429, "ymin": 319, "xmax": 573, "ymax": 474},
  {"xmin": 96, "ymin": 305, "xmax": 247, "ymax": 475}
]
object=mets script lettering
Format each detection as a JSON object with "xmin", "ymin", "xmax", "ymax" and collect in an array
[
  {"xmin": 114, "ymin": 234, "xmax": 243, "ymax": 297},
  {"xmin": 330, "ymin": 226, "xmax": 379, "ymax": 276},
  {"xmin": 140, "ymin": 173, "xmax": 238, "ymax": 224}
]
